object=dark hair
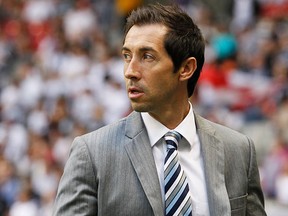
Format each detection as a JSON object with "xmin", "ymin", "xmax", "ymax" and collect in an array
[{"xmin": 124, "ymin": 4, "xmax": 205, "ymax": 97}]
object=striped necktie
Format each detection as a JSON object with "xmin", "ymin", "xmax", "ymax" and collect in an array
[{"xmin": 164, "ymin": 131, "xmax": 192, "ymax": 216}]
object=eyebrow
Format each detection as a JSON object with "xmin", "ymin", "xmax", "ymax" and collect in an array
[{"xmin": 122, "ymin": 46, "xmax": 156, "ymax": 53}]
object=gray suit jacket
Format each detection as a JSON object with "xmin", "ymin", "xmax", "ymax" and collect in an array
[{"xmin": 53, "ymin": 111, "xmax": 266, "ymax": 216}]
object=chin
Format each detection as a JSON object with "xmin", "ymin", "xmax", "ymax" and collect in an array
[{"xmin": 130, "ymin": 103, "xmax": 150, "ymax": 113}]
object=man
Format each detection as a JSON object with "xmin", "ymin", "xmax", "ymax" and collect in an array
[{"xmin": 53, "ymin": 4, "xmax": 266, "ymax": 216}]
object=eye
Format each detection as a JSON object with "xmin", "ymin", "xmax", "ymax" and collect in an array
[
  {"xmin": 143, "ymin": 53, "xmax": 154, "ymax": 61},
  {"xmin": 122, "ymin": 53, "xmax": 132, "ymax": 62}
]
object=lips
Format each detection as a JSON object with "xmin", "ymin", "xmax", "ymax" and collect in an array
[{"xmin": 127, "ymin": 86, "xmax": 144, "ymax": 99}]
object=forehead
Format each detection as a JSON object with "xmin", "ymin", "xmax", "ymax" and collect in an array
[{"xmin": 123, "ymin": 24, "xmax": 168, "ymax": 51}]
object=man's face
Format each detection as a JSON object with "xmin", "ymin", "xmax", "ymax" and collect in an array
[{"xmin": 122, "ymin": 24, "xmax": 180, "ymax": 116}]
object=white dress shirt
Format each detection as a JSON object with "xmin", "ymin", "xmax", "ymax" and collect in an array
[{"xmin": 141, "ymin": 103, "xmax": 210, "ymax": 216}]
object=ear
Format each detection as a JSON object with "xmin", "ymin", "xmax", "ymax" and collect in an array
[{"xmin": 179, "ymin": 57, "xmax": 197, "ymax": 81}]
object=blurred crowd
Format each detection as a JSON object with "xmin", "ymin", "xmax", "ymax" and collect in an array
[{"xmin": 0, "ymin": 0, "xmax": 287, "ymax": 215}]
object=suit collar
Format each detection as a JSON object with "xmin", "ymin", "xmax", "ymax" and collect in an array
[
  {"xmin": 124, "ymin": 111, "xmax": 164, "ymax": 215},
  {"xmin": 124, "ymin": 111, "xmax": 144, "ymax": 139},
  {"xmin": 195, "ymin": 114, "xmax": 231, "ymax": 216}
]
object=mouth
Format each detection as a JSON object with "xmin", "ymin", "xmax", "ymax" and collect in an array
[{"xmin": 128, "ymin": 86, "xmax": 144, "ymax": 99}]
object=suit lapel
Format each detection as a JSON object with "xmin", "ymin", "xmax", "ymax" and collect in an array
[
  {"xmin": 124, "ymin": 112, "xmax": 164, "ymax": 215},
  {"xmin": 195, "ymin": 115, "xmax": 231, "ymax": 216}
]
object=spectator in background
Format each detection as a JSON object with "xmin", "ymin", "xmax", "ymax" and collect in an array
[
  {"xmin": 9, "ymin": 178, "xmax": 39, "ymax": 216},
  {"xmin": 63, "ymin": 0, "xmax": 98, "ymax": 43},
  {"xmin": 275, "ymin": 162, "xmax": 288, "ymax": 205},
  {"xmin": 0, "ymin": 157, "xmax": 20, "ymax": 209}
]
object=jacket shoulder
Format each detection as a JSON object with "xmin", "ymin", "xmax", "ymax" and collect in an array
[
  {"xmin": 78, "ymin": 111, "xmax": 142, "ymax": 147},
  {"xmin": 195, "ymin": 114, "xmax": 251, "ymax": 147}
]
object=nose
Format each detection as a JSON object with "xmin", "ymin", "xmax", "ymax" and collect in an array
[{"xmin": 124, "ymin": 58, "xmax": 141, "ymax": 80}]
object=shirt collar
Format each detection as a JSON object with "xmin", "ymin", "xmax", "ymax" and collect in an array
[{"xmin": 141, "ymin": 102, "xmax": 196, "ymax": 147}]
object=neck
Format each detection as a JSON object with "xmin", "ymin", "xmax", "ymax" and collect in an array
[{"xmin": 149, "ymin": 100, "xmax": 190, "ymax": 129}]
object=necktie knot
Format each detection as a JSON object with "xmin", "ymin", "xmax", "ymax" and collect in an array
[{"xmin": 164, "ymin": 131, "xmax": 182, "ymax": 151}]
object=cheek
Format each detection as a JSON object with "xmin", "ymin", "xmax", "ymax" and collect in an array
[{"xmin": 148, "ymin": 73, "xmax": 173, "ymax": 94}]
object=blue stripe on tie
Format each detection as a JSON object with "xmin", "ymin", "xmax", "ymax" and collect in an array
[
  {"xmin": 164, "ymin": 150, "xmax": 173, "ymax": 163},
  {"xmin": 184, "ymin": 205, "xmax": 192, "ymax": 216},
  {"xmin": 166, "ymin": 140, "xmax": 177, "ymax": 149},
  {"xmin": 164, "ymin": 150, "xmax": 176, "ymax": 166},
  {"xmin": 165, "ymin": 164, "xmax": 181, "ymax": 192},
  {"xmin": 166, "ymin": 182, "xmax": 189, "ymax": 214}
]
